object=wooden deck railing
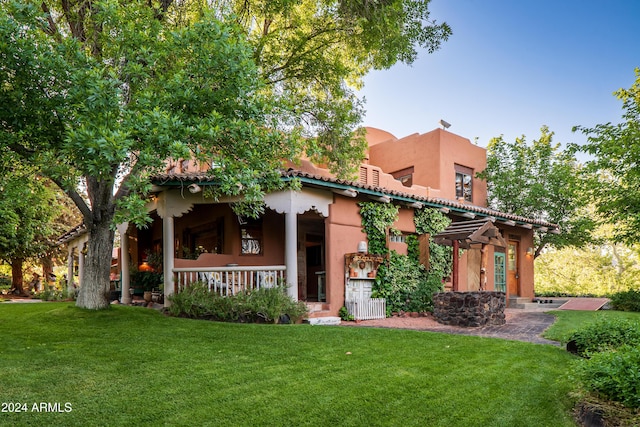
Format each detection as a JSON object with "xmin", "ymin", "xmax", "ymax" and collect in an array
[{"xmin": 172, "ymin": 265, "xmax": 286, "ymax": 296}]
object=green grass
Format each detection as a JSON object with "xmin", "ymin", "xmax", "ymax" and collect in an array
[
  {"xmin": 543, "ymin": 310, "xmax": 640, "ymax": 343},
  {"xmin": 0, "ymin": 303, "xmax": 577, "ymax": 426}
]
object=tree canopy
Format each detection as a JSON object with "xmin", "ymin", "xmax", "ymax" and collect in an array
[
  {"xmin": 477, "ymin": 126, "xmax": 596, "ymax": 257},
  {"xmin": 574, "ymin": 68, "xmax": 640, "ymax": 245},
  {"xmin": 0, "ymin": 0, "xmax": 450, "ymax": 309}
]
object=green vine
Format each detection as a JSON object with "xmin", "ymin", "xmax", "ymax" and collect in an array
[
  {"xmin": 414, "ymin": 208, "xmax": 453, "ymax": 279},
  {"xmin": 358, "ymin": 202, "xmax": 399, "ymax": 255}
]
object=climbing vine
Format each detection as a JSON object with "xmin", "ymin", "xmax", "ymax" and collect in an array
[
  {"xmin": 414, "ymin": 207, "xmax": 453, "ymax": 279},
  {"xmin": 358, "ymin": 202, "xmax": 399, "ymax": 255}
]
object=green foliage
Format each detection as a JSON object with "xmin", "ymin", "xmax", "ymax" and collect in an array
[
  {"xmin": 478, "ymin": 127, "xmax": 595, "ymax": 256},
  {"xmin": 338, "ymin": 306, "xmax": 354, "ymax": 321},
  {"xmin": 610, "ymin": 289, "xmax": 640, "ymax": 312},
  {"xmin": 414, "ymin": 208, "xmax": 452, "ymax": 279},
  {"xmin": 214, "ymin": 0, "xmax": 451, "ymax": 177},
  {"xmin": 373, "ymin": 251, "xmax": 443, "ymax": 314},
  {"xmin": 574, "ymin": 68, "xmax": 640, "ymax": 244},
  {"xmin": 167, "ymin": 283, "xmax": 308, "ymax": 324},
  {"xmin": 0, "ymin": 162, "xmax": 59, "ymax": 263},
  {"xmin": 567, "ymin": 318, "xmax": 640, "ymax": 357},
  {"xmin": 535, "ymin": 245, "xmax": 640, "ymax": 297},
  {"xmin": 358, "ymin": 202, "xmax": 399, "ymax": 254},
  {"xmin": 575, "ymin": 345, "xmax": 640, "ymax": 409},
  {"xmin": 130, "ymin": 271, "xmax": 163, "ymax": 292}
]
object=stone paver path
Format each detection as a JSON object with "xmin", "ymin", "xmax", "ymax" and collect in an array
[{"xmin": 342, "ymin": 309, "xmax": 560, "ymax": 346}]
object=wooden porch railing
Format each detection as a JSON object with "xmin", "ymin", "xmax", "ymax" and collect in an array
[{"xmin": 172, "ymin": 265, "xmax": 286, "ymax": 296}]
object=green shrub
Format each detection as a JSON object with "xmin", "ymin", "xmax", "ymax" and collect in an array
[
  {"xmin": 338, "ymin": 306, "xmax": 354, "ymax": 321},
  {"xmin": 610, "ymin": 289, "xmax": 640, "ymax": 312},
  {"xmin": 373, "ymin": 251, "xmax": 443, "ymax": 314},
  {"xmin": 575, "ymin": 345, "xmax": 640, "ymax": 408},
  {"xmin": 567, "ymin": 318, "xmax": 640, "ymax": 357},
  {"xmin": 167, "ymin": 283, "xmax": 308, "ymax": 324}
]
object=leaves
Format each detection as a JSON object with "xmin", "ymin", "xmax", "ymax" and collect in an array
[
  {"xmin": 574, "ymin": 68, "xmax": 640, "ymax": 244},
  {"xmin": 478, "ymin": 127, "xmax": 596, "ymax": 255}
]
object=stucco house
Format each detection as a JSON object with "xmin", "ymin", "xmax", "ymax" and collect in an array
[{"xmin": 60, "ymin": 127, "xmax": 558, "ymax": 322}]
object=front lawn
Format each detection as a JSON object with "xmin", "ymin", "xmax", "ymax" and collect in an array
[{"xmin": 0, "ymin": 303, "xmax": 576, "ymax": 426}]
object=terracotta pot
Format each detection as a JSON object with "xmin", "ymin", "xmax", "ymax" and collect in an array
[{"xmin": 143, "ymin": 291, "xmax": 152, "ymax": 302}]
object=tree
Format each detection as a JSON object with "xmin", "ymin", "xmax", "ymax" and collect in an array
[
  {"xmin": 477, "ymin": 126, "xmax": 596, "ymax": 257},
  {"xmin": 0, "ymin": 160, "xmax": 59, "ymax": 295},
  {"xmin": 0, "ymin": 0, "xmax": 450, "ymax": 309},
  {"xmin": 1, "ymin": 1, "xmax": 297, "ymax": 308},
  {"xmin": 185, "ymin": 0, "xmax": 452, "ymax": 176},
  {"xmin": 574, "ymin": 68, "xmax": 640, "ymax": 244}
]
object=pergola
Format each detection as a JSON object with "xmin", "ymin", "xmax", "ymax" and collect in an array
[{"xmin": 433, "ymin": 219, "xmax": 507, "ymax": 291}]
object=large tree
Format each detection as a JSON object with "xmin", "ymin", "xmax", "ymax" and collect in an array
[
  {"xmin": 477, "ymin": 126, "xmax": 596, "ymax": 257},
  {"xmin": 1, "ymin": 1, "xmax": 297, "ymax": 308},
  {"xmin": 574, "ymin": 68, "xmax": 640, "ymax": 244},
  {"xmin": 0, "ymin": 0, "xmax": 450, "ymax": 309},
  {"xmin": 0, "ymin": 159, "xmax": 59, "ymax": 295}
]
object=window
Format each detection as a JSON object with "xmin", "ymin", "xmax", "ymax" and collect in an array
[
  {"xmin": 389, "ymin": 234, "xmax": 407, "ymax": 243},
  {"xmin": 240, "ymin": 218, "xmax": 263, "ymax": 255},
  {"xmin": 455, "ymin": 164, "xmax": 473, "ymax": 202},
  {"xmin": 391, "ymin": 166, "xmax": 414, "ymax": 187}
]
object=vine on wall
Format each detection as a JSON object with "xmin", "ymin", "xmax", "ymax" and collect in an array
[
  {"xmin": 358, "ymin": 202, "xmax": 399, "ymax": 255},
  {"xmin": 357, "ymin": 202, "xmax": 453, "ymax": 314},
  {"xmin": 413, "ymin": 207, "xmax": 453, "ymax": 279}
]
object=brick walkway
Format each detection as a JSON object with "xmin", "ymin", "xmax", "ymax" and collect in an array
[{"xmin": 342, "ymin": 309, "xmax": 560, "ymax": 346}]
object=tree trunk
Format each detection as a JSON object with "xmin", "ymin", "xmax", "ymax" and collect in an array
[
  {"xmin": 42, "ymin": 255, "xmax": 54, "ymax": 285},
  {"xmin": 11, "ymin": 257, "xmax": 25, "ymax": 295},
  {"xmin": 75, "ymin": 218, "xmax": 115, "ymax": 310}
]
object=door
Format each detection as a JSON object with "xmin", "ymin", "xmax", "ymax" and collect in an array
[
  {"xmin": 494, "ymin": 252, "xmax": 506, "ymax": 292},
  {"xmin": 506, "ymin": 241, "xmax": 519, "ymax": 296},
  {"xmin": 304, "ymin": 233, "xmax": 325, "ymax": 302}
]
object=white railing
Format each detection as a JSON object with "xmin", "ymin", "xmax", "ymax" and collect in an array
[
  {"xmin": 173, "ymin": 266, "xmax": 286, "ymax": 296},
  {"xmin": 345, "ymin": 298, "xmax": 386, "ymax": 320}
]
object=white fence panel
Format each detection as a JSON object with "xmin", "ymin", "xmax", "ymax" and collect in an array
[
  {"xmin": 346, "ymin": 298, "xmax": 386, "ymax": 320},
  {"xmin": 172, "ymin": 266, "xmax": 286, "ymax": 296}
]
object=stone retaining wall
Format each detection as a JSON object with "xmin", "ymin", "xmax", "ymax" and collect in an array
[{"xmin": 433, "ymin": 291, "xmax": 506, "ymax": 327}]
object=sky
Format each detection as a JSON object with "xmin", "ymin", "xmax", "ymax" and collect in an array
[{"xmin": 357, "ymin": 0, "xmax": 640, "ymax": 152}]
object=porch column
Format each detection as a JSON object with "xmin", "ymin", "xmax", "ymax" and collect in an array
[
  {"xmin": 77, "ymin": 243, "xmax": 85, "ymax": 289},
  {"xmin": 285, "ymin": 211, "xmax": 298, "ymax": 300},
  {"xmin": 67, "ymin": 246, "xmax": 75, "ymax": 293},
  {"xmin": 163, "ymin": 215, "xmax": 175, "ymax": 304},
  {"xmin": 117, "ymin": 222, "xmax": 131, "ymax": 305}
]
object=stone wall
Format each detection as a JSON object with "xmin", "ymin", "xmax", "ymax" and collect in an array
[{"xmin": 433, "ymin": 291, "xmax": 506, "ymax": 327}]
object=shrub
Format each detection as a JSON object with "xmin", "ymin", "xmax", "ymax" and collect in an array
[
  {"xmin": 610, "ymin": 289, "xmax": 640, "ymax": 312},
  {"xmin": 567, "ymin": 318, "xmax": 640, "ymax": 357},
  {"xmin": 575, "ymin": 345, "xmax": 640, "ymax": 408},
  {"xmin": 167, "ymin": 283, "xmax": 308, "ymax": 324},
  {"xmin": 373, "ymin": 251, "xmax": 443, "ymax": 314}
]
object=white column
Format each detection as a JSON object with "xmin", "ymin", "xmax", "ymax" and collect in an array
[
  {"xmin": 163, "ymin": 215, "xmax": 175, "ymax": 306},
  {"xmin": 67, "ymin": 246, "xmax": 75, "ymax": 293},
  {"xmin": 285, "ymin": 211, "xmax": 298, "ymax": 300},
  {"xmin": 77, "ymin": 244, "xmax": 85, "ymax": 289},
  {"xmin": 117, "ymin": 223, "xmax": 131, "ymax": 304}
]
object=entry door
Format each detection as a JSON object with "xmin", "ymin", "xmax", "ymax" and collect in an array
[
  {"xmin": 304, "ymin": 233, "xmax": 325, "ymax": 302},
  {"xmin": 494, "ymin": 252, "xmax": 506, "ymax": 292},
  {"xmin": 507, "ymin": 241, "xmax": 519, "ymax": 296}
]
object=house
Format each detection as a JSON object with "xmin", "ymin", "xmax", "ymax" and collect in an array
[{"xmin": 60, "ymin": 127, "xmax": 559, "ymax": 321}]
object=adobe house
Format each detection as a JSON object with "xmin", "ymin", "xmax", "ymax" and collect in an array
[{"xmin": 61, "ymin": 127, "xmax": 558, "ymax": 322}]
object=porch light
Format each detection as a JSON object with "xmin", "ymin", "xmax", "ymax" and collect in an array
[
  {"xmin": 357, "ymin": 241, "xmax": 367, "ymax": 253},
  {"xmin": 526, "ymin": 247, "xmax": 534, "ymax": 257}
]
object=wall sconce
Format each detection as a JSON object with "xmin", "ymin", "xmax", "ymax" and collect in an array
[
  {"xmin": 526, "ymin": 247, "xmax": 534, "ymax": 257},
  {"xmin": 357, "ymin": 241, "xmax": 368, "ymax": 253}
]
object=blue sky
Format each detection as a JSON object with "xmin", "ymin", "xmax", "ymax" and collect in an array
[{"xmin": 358, "ymin": 0, "xmax": 640, "ymax": 151}]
